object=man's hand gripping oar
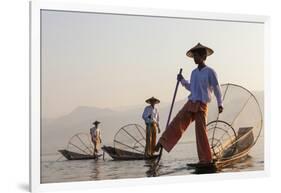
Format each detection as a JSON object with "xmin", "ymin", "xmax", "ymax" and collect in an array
[{"xmin": 150, "ymin": 68, "xmax": 183, "ymax": 176}]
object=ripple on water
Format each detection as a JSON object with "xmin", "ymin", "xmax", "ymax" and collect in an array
[{"xmin": 41, "ymin": 143, "xmax": 264, "ymax": 183}]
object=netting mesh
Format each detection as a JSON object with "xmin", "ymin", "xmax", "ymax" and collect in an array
[
  {"xmin": 66, "ymin": 133, "xmax": 94, "ymax": 155},
  {"xmin": 114, "ymin": 124, "xmax": 146, "ymax": 154},
  {"xmin": 207, "ymin": 120, "xmax": 237, "ymax": 159},
  {"xmin": 207, "ymin": 83, "xmax": 263, "ymax": 160}
]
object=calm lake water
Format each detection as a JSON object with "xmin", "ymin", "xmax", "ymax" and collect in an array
[{"xmin": 41, "ymin": 136, "xmax": 264, "ymax": 183}]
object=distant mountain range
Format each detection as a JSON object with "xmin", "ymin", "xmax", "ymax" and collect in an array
[{"xmin": 42, "ymin": 90, "xmax": 264, "ymax": 154}]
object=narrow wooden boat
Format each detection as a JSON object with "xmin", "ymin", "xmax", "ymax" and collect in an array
[
  {"xmin": 102, "ymin": 145, "xmax": 159, "ymax": 160},
  {"xmin": 102, "ymin": 124, "xmax": 160, "ymax": 161},
  {"xmin": 58, "ymin": 149, "xmax": 101, "ymax": 160}
]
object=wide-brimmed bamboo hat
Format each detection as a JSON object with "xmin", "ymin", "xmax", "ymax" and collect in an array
[
  {"xmin": 93, "ymin": 121, "xmax": 101, "ymax": 125},
  {"xmin": 186, "ymin": 43, "xmax": 214, "ymax": 58},
  {"xmin": 145, "ymin": 97, "xmax": 160, "ymax": 104}
]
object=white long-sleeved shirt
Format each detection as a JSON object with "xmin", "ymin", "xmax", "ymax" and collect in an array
[
  {"xmin": 142, "ymin": 105, "xmax": 160, "ymax": 124},
  {"xmin": 180, "ymin": 65, "xmax": 223, "ymax": 107},
  {"xmin": 90, "ymin": 126, "xmax": 101, "ymax": 141}
]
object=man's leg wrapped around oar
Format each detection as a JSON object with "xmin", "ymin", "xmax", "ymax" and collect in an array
[
  {"xmin": 157, "ymin": 100, "xmax": 212, "ymax": 163},
  {"xmin": 158, "ymin": 101, "xmax": 194, "ymax": 152}
]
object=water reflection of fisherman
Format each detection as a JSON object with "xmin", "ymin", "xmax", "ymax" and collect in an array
[
  {"xmin": 155, "ymin": 43, "xmax": 223, "ymax": 166},
  {"xmin": 142, "ymin": 97, "xmax": 161, "ymax": 157},
  {"xmin": 90, "ymin": 121, "xmax": 102, "ymax": 156}
]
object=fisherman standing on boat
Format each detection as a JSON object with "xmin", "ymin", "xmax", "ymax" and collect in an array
[
  {"xmin": 155, "ymin": 43, "xmax": 223, "ymax": 166},
  {"xmin": 142, "ymin": 97, "xmax": 161, "ymax": 157},
  {"xmin": 90, "ymin": 121, "xmax": 102, "ymax": 156}
]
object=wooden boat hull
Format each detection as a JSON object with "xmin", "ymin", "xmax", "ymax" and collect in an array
[
  {"xmin": 186, "ymin": 147, "xmax": 250, "ymax": 173},
  {"xmin": 58, "ymin": 149, "xmax": 101, "ymax": 160},
  {"xmin": 102, "ymin": 146, "xmax": 159, "ymax": 160},
  {"xmin": 215, "ymin": 149, "xmax": 250, "ymax": 169},
  {"xmin": 186, "ymin": 162, "xmax": 218, "ymax": 174}
]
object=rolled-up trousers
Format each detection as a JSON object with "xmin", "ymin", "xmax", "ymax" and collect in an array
[
  {"xmin": 92, "ymin": 137, "xmax": 100, "ymax": 155},
  {"xmin": 158, "ymin": 100, "xmax": 212, "ymax": 163},
  {"xmin": 145, "ymin": 122, "xmax": 157, "ymax": 157}
]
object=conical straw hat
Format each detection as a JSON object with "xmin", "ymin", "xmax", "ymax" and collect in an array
[
  {"xmin": 93, "ymin": 121, "xmax": 101, "ymax": 125},
  {"xmin": 186, "ymin": 43, "xmax": 214, "ymax": 58},
  {"xmin": 145, "ymin": 97, "xmax": 160, "ymax": 104}
]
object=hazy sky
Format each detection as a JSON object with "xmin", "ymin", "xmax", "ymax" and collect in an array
[{"xmin": 41, "ymin": 10, "xmax": 264, "ymax": 119}]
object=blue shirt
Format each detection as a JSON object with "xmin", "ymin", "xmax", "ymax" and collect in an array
[
  {"xmin": 142, "ymin": 105, "xmax": 160, "ymax": 124},
  {"xmin": 180, "ymin": 65, "xmax": 223, "ymax": 107}
]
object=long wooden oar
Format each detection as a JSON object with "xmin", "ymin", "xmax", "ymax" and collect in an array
[
  {"xmin": 165, "ymin": 68, "xmax": 183, "ymax": 129},
  {"xmin": 152, "ymin": 68, "xmax": 183, "ymax": 176}
]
